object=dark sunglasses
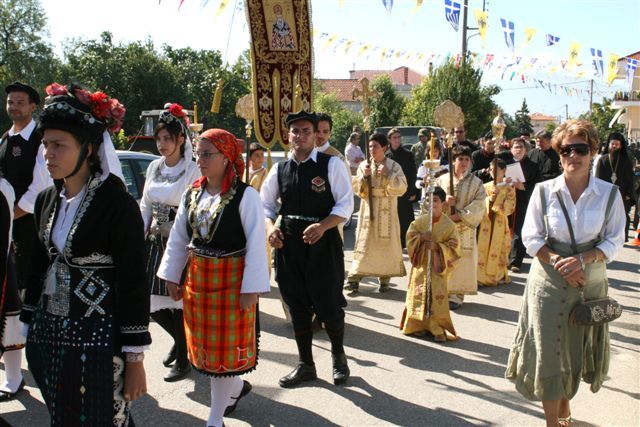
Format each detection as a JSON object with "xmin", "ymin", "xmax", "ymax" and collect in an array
[{"xmin": 559, "ymin": 144, "xmax": 590, "ymax": 157}]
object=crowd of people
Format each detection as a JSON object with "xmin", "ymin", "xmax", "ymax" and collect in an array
[{"xmin": 0, "ymin": 80, "xmax": 632, "ymax": 427}]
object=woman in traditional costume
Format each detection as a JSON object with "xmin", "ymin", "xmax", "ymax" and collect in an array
[
  {"xmin": 19, "ymin": 83, "xmax": 151, "ymax": 426},
  {"xmin": 0, "ymin": 178, "xmax": 21, "ymax": 400},
  {"xmin": 400, "ymin": 187, "xmax": 460, "ymax": 342},
  {"xmin": 477, "ymin": 159, "xmax": 516, "ymax": 286},
  {"xmin": 140, "ymin": 103, "xmax": 199, "ymax": 382},
  {"xmin": 506, "ymin": 119, "xmax": 626, "ymax": 426},
  {"xmin": 346, "ymin": 133, "xmax": 407, "ymax": 293},
  {"xmin": 157, "ymin": 128, "xmax": 269, "ymax": 427}
]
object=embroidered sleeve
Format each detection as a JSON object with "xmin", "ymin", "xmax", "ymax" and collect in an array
[{"xmin": 110, "ymin": 191, "xmax": 151, "ymax": 346}]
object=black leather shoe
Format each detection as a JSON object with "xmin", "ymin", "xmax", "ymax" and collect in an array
[
  {"xmin": 0, "ymin": 379, "xmax": 25, "ymax": 401},
  {"xmin": 162, "ymin": 344, "xmax": 177, "ymax": 367},
  {"xmin": 278, "ymin": 363, "xmax": 317, "ymax": 388},
  {"xmin": 164, "ymin": 362, "xmax": 191, "ymax": 382},
  {"xmin": 332, "ymin": 353, "xmax": 350, "ymax": 385},
  {"xmin": 224, "ymin": 380, "xmax": 252, "ymax": 416},
  {"xmin": 449, "ymin": 301, "xmax": 461, "ymax": 311}
]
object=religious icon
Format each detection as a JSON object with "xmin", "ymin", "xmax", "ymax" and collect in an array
[
  {"xmin": 11, "ymin": 146, "xmax": 21, "ymax": 157},
  {"xmin": 265, "ymin": 1, "xmax": 297, "ymax": 51}
]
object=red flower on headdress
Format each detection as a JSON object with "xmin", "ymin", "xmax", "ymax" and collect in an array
[
  {"xmin": 168, "ymin": 103, "xmax": 186, "ymax": 117},
  {"xmin": 45, "ymin": 83, "xmax": 68, "ymax": 96}
]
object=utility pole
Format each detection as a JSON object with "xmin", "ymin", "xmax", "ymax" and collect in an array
[
  {"xmin": 589, "ymin": 79, "xmax": 594, "ymax": 115},
  {"xmin": 461, "ymin": 0, "xmax": 469, "ymax": 65},
  {"xmin": 565, "ymin": 104, "xmax": 569, "ymax": 122}
]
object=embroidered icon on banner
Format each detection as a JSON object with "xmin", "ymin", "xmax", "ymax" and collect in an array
[
  {"xmin": 311, "ymin": 176, "xmax": 326, "ymax": 193},
  {"xmin": 11, "ymin": 146, "xmax": 21, "ymax": 157}
]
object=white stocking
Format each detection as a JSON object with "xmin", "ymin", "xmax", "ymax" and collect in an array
[
  {"xmin": 0, "ymin": 349, "xmax": 23, "ymax": 392},
  {"xmin": 207, "ymin": 376, "xmax": 242, "ymax": 427}
]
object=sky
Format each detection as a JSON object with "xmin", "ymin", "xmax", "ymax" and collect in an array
[{"xmin": 42, "ymin": 0, "xmax": 640, "ymax": 120}]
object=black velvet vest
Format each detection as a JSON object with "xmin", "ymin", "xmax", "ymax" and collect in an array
[
  {"xmin": 0, "ymin": 127, "xmax": 42, "ymax": 203},
  {"xmin": 277, "ymin": 152, "xmax": 335, "ymax": 218},
  {"xmin": 186, "ymin": 181, "xmax": 248, "ymax": 252}
]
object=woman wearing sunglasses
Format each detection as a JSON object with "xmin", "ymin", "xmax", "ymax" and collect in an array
[{"xmin": 506, "ymin": 119, "xmax": 626, "ymax": 426}]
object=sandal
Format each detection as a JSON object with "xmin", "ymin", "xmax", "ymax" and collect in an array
[{"xmin": 558, "ymin": 415, "xmax": 572, "ymax": 426}]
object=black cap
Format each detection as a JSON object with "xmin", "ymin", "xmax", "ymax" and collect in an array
[
  {"xmin": 285, "ymin": 110, "xmax": 317, "ymax": 127},
  {"xmin": 5, "ymin": 82, "xmax": 41, "ymax": 104},
  {"xmin": 39, "ymin": 94, "xmax": 106, "ymax": 145}
]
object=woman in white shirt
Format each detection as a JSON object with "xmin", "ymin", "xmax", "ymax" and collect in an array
[
  {"xmin": 506, "ymin": 119, "xmax": 625, "ymax": 427},
  {"xmin": 139, "ymin": 104, "xmax": 199, "ymax": 382},
  {"xmin": 157, "ymin": 128, "xmax": 269, "ymax": 427}
]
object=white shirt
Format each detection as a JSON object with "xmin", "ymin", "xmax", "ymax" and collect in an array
[
  {"xmin": 344, "ymin": 143, "xmax": 365, "ymax": 168},
  {"xmin": 0, "ymin": 178, "xmax": 15, "ymax": 246},
  {"xmin": 260, "ymin": 148, "xmax": 354, "ymax": 221},
  {"xmin": 522, "ymin": 175, "xmax": 626, "ymax": 262},
  {"xmin": 8, "ymin": 120, "xmax": 53, "ymax": 213},
  {"xmin": 139, "ymin": 157, "xmax": 200, "ymax": 232},
  {"xmin": 157, "ymin": 186, "xmax": 270, "ymax": 294}
]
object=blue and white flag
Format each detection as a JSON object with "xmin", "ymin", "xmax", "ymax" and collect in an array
[
  {"xmin": 444, "ymin": 0, "xmax": 461, "ymax": 32},
  {"xmin": 546, "ymin": 34, "xmax": 560, "ymax": 46},
  {"xmin": 591, "ymin": 48, "xmax": 604, "ymax": 78},
  {"xmin": 500, "ymin": 18, "xmax": 515, "ymax": 51},
  {"xmin": 627, "ymin": 58, "xmax": 638, "ymax": 87},
  {"xmin": 382, "ymin": 0, "xmax": 393, "ymax": 15}
]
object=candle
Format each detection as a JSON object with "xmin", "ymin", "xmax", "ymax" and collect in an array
[{"xmin": 193, "ymin": 102, "xmax": 198, "ymax": 124}]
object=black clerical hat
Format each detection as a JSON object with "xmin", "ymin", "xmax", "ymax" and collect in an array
[
  {"xmin": 285, "ymin": 110, "xmax": 317, "ymax": 127},
  {"xmin": 5, "ymin": 82, "xmax": 41, "ymax": 104}
]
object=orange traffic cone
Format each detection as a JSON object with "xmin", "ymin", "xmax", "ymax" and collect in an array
[{"xmin": 629, "ymin": 223, "xmax": 640, "ymax": 246}]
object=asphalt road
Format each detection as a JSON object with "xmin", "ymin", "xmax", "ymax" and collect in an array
[{"xmin": 2, "ymin": 217, "xmax": 639, "ymax": 426}]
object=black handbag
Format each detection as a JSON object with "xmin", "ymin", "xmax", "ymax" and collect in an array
[{"xmin": 556, "ymin": 191, "xmax": 622, "ymax": 326}]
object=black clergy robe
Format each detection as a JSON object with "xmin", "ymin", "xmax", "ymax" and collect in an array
[{"xmin": 386, "ymin": 145, "xmax": 417, "ymax": 248}]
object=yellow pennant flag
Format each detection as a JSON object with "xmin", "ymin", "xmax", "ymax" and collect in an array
[
  {"xmin": 344, "ymin": 40, "xmax": 354, "ymax": 55},
  {"xmin": 322, "ymin": 35, "xmax": 337, "ymax": 51},
  {"xmin": 568, "ymin": 42, "xmax": 581, "ymax": 69},
  {"xmin": 338, "ymin": 0, "xmax": 344, "ymax": 7},
  {"xmin": 524, "ymin": 27, "xmax": 537, "ymax": 46},
  {"xmin": 413, "ymin": 0, "xmax": 424, "ymax": 13},
  {"xmin": 473, "ymin": 9, "xmax": 488, "ymax": 48},
  {"xmin": 358, "ymin": 44, "xmax": 372, "ymax": 57},
  {"xmin": 576, "ymin": 71, "xmax": 586, "ymax": 79},
  {"xmin": 380, "ymin": 48, "xmax": 388, "ymax": 62},
  {"xmin": 607, "ymin": 53, "xmax": 620, "ymax": 85},
  {"xmin": 548, "ymin": 66, "xmax": 558, "ymax": 76},
  {"xmin": 214, "ymin": 0, "xmax": 228, "ymax": 21}
]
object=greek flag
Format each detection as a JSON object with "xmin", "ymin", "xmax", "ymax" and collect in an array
[
  {"xmin": 382, "ymin": 0, "xmax": 393, "ymax": 14},
  {"xmin": 444, "ymin": 0, "xmax": 461, "ymax": 32},
  {"xmin": 500, "ymin": 18, "xmax": 515, "ymax": 51},
  {"xmin": 627, "ymin": 58, "xmax": 638, "ymax": 87},
  {"xmin": 546, "ymin": 34, "xmax": 560, "ymax": 46},
  {"xmin": 591, "ymin": 48, "xmax": 604, "ymax": 78}
]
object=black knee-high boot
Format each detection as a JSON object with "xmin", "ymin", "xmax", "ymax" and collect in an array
[
  {"xmin": 151, "ymin": 309, "xmax": 176, "ymax": 366},
  {"xmin": 172, "ymin": 309, "xmax": 188, "ymax": 367},
  {"xmin": 294, "ymin": 328, "xmax": 314, "ymax": 365}
]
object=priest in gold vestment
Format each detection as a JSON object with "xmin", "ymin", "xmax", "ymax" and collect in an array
[
  {"xmin": 346, "ymin": 133, "xmax": 407, "ymax": 293},
  {"xmin": 477, "ymin": 159, "xmax": 516, "ymax": 286},
  {"xmin": 400, "ymin": 187, "xmax": 460, "ymax": 341},
  {"xmin": 436, "ymin": 146, "xmax": 486, "ymax": 309}
]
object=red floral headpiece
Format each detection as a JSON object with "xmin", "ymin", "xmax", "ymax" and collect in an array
[{"xmin": 44, "ymin": 83, "xmax": 126, "ymax": 133}]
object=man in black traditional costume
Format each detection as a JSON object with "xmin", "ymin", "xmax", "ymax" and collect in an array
[{"xmin": 260, "ymin": 111, "xmax": 354, "ymax": 387}]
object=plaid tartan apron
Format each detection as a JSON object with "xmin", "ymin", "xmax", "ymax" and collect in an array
[{"xmin": 183, "ymin": 253, "xmax": 257, "ymax": 376}]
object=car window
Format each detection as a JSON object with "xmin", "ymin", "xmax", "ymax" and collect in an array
[
  {"xmin": 135, "ymin": 159, "xmax": 153, "ymax": 180},
  {"xmin": 120, "ymin": 160, "xmax": 139, "ymax": 200}
]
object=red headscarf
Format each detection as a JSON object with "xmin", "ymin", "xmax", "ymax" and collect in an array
[{"xmin": 198, "ymin": 128, "xmax": 245, "ymax": 195}]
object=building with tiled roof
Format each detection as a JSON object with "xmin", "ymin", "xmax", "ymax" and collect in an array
[{"xmin": 530, "ymin": 112, "xmax": 559, "ymax": 134}]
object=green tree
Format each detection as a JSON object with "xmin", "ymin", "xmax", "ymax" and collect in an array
[
  {"xmin": 514, "ymin": 98, "xmax": 533, "ymax": 135},
  {"xmin": 401, "ymin": 62, "xmax": 500, "ymax": 139},
  {"xmin": 501, "ymin": 112, "xmax": 520, "ymax": 139},
  {"xmin": 369, "ymin": 75, "xmax": 405, "ymax": 129},
  {"xmin": 579, "ymin": 98, "xmax": 624, "ymax": 144},
  {"xmin": 313, "ymin": 88, "xmax": 362, "ymax": 153},
  {"xmin": 0, "ymin": 0, "xmax": 61, "ymax": 130}
]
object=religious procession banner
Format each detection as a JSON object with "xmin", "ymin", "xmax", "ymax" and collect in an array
[{"xmin": 245, "ymin": 0, "xmax": 313, "ymax": 150}]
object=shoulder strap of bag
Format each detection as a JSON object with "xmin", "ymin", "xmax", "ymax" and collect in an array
[
  {"xmin": 539, "ymin": 185, "xmax": 549, "ymax": 241},
  {"xmin": 597, "ymin": 185, "xmax": 619, "ymax": 240},
  {"xmin": 556, "ymin": 192, "xmax": 578, "ymax": 254}
]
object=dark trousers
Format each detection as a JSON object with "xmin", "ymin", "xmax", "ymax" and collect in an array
[
  {"xmin": 397, "ymin": 197, "xmax": 415, "ymax": 249},
  {"xmin": 509, "ymin": 207, "xmax": 527, "ymax": 267}
]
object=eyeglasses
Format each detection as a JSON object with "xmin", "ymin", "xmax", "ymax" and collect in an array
[
  {"xmin": 194, "ymin": 151, "xmax": 223, "ymax": 160},
  {"xmin": 289, "ymin": 128, "xmax": 314, "ymax": 137},
  {"xmin": 559, "ymin": 144, "xmax": 590, "ymax": 157},
  {"xmin": 454, "ymin": 130, "xmax": 464, "ymax": 134}
]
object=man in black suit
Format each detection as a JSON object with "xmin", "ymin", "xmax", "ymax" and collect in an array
[{"xmin": 507, "ymin": 138, "xmax": 541, "ymax": 272}]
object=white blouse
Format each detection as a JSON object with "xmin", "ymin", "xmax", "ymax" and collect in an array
[
  {"xmin": 522, "ymin": 175, "xmax": 626, "ymax": 262},
  {"xmin": 157, "ymin": 185, "xmax": 270, "ymax": 295},
  {"xmin": 139, "ymin": 158, "xmax": 200, "ymax": 232}
]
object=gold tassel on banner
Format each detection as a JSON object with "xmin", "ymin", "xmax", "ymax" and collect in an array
[
  {"xmin": 293, "ymin": 83, "xmax": 303, "ymax": 112},
  {"xmin": 210, "ymin": 78, "xmax": 224, "ymax": 113}
]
